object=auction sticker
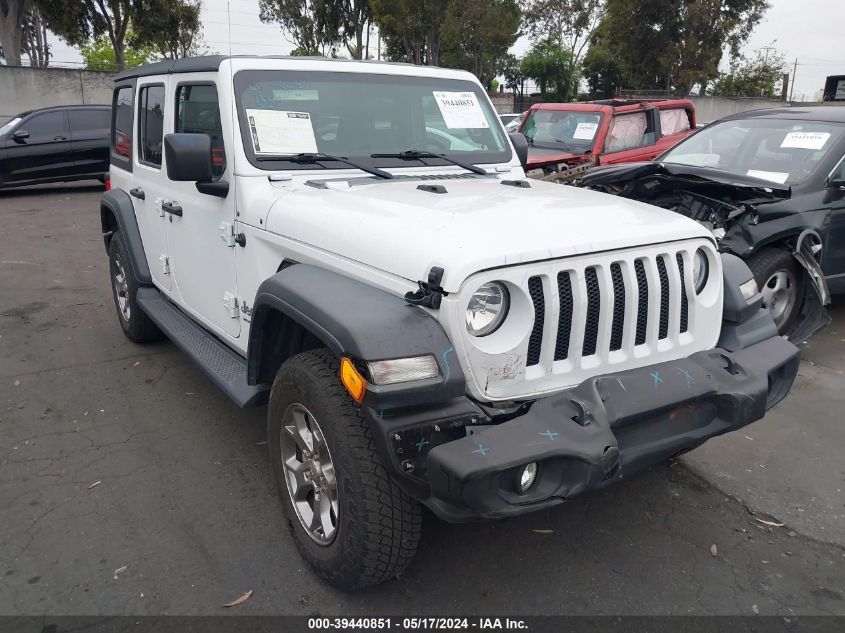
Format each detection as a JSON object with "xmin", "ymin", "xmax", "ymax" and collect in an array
[
  {"xmin": 245, "ymin": 109, "xmax": 318, "ymax": 154},
  {"xmin": 781, "ymin": 131, "xmax": 830, "ymax": 150},
  {"xmin": 573, "ymin": 121, "xmax": 599, "ymax": 140},
  {"xmin": 432, "ymin": 91, "xmax": 489, "ymax": 129}
]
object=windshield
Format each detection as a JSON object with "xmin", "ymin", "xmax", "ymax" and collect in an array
[
  {"xmin": 661, "ymin": 117, "xmax": 845, "ymax": 185},
  {"xmin": 0, "ymin": 117, "xmax": 22, "ymax": 136},
  {"xmin": 521, "ymin": 109, "xmax": 602, "ymax": 152},
  {"xmin": 233, "ymin": 70, "xmax": 510, "ymax": 170}
]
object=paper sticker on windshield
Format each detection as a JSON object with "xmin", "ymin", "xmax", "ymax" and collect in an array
[
  {"xmin": 747, "ymin": 169, "xmax": 789, "ymax": 184},
  {"xmin": 432, "ymin": 91, "xmax": 488, "ymax": 129},
  {"xmin": 780, "ymin": 132, "xmax": 830, "ymax": 150},
  {"xmin": 573, "ymin": 122, "xmax": 599, "ymax": 140},
  {"xmin": 245, "ymin": 109, "xmax": 318, "ymax": 155}
]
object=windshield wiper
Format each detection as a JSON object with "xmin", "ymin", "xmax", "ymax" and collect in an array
[
  {"xmin": 256, "ymin": 152, "xmax": 393, "ymax": 180},
  {"xmin": 371, "ymin": 150, "xmax": 488, "ymax": 176}
]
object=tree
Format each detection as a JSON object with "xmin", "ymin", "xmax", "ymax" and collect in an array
[
  {"xmin": 440, "ymin": 0, "xmax": 520, "ymax": 88},
  {"xmin": 339, "ymin": 0, "xmax": 372, "ymax": 59},
  {"xmin": 709, "ymin": 47, "xmax": 787, "ymax": 98},
  {"xmin": 521, "ymin": 39, "xmax": 578, "ymax": 101},
  {"xmin": 133, "ymin": 0, "xmax": 203, "ymax": 60},
  {"xmin": 258, "ymin": 0, "xmax": 342, "ymax": 57},
  {"xmin": 522, "ymin": 0, "xmax": 605, "ymax": 66},
  {"xmin": 371, "ymin": 0, "xmax": 450, "ymax": 65},
  {"xmin": 80, "ymin": 31, "xmax": 155, "ymax": 70},
  {"xmin": 501, "ymin": 52, "xmax": 527, "ymax": 100},
  {"xmin": 0, "ymin": 0, "xmax": 26, "ymax": 66},
  {"xmin": 21, "ymin": 4, "xmax": 50, "ymax": 67}
]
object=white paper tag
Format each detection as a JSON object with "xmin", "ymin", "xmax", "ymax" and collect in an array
[
  {"xmin": 780, "ymin": 132, "xmax": 830, "ymax": 150},
  {"xmin": 245, "ymin": 109, "xmax": 318, "ymax": 155},
  {"xmin": 432, "ymin": 91, "xmax": 488, "ymax": 129},
  {"xmin": 747, "ymin": 169, "xmax": 789, "ymax": 184},
  {"xmin": 273, "ymin": 89, "xmax": 319, "ymax": 101},
  {"xmin": 573, "ymin": 122, "xmax": 599, "ymax": 140}
]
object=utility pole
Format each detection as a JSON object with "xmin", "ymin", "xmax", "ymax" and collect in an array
[{"xmin": 789, "ymin": 58, "xmax": 798, "ymax": 102}]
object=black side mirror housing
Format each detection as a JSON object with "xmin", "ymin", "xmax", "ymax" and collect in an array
[
  {"xmin": 509, "ymin": 132, "xmax": 528, "ymax": 168},
  {"xmin": 164, "ymin": 133, "xmax": 213, "ymax": 182},
  {"xmin": 12, "ymin": 130, "xmax": 29, "ymax": 142},
  {"xmin": 831, "ymin": 177, "xmax": 845, "ymax": 190}
]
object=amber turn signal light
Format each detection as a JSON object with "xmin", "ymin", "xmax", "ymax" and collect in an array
[{"xmin": 340, "ymin": 357, "xmax": 367, "ymax": 403}]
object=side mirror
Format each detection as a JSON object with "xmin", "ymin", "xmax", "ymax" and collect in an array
[
  {"xmin": 164, "ymin": 133, "xmax": 213, "ymax": 182},
  {"xmin": 831, "ymin": 177, "xmax": 845, "ymax": 190},
  {"xmin": 12, "ymin": 130, "xmax": 29, "ymax": 142},
  {"xmin": 509, "ymin": 132, "xmax": 528, "ymax": 168}
]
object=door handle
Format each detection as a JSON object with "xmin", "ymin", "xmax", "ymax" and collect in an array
[
  {"xmin": 53, "ymin": 136, "xmax": 68, "ymax": 141},
  {"xmin": 162, "ymin": 201, "xmax": 182, "ymax": 217},
  {"xmin": 129, "ymin": 187, "xmax": 145, "ymax": 200}
]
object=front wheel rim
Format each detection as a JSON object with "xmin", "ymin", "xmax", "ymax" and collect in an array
[
  {"xmin": 280, "ymin": 403, "xmax": 339, "ymax": 545},
  {"xmin": 113, "ymin": 254, "xmax": 131, "ymax": 322},
  {"xmin": 760, "ymin": 269, "xmax": 797, "ymax": 330}
]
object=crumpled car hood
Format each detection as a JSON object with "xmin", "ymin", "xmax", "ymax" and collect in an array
[{"xmin": 264, "ymin": 175, "xmax": 713, "ymax": 292}]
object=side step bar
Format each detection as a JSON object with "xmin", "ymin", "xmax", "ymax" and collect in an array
[{"xmin": 136, "ymin": 287, "xmax": 269, "ymax": 407}]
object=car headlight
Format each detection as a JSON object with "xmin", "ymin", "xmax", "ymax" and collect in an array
[
  {"xmin": 693, "ymin": 248, "xmax": 709, "ymax": 294},
  {"xmin": 466, "ymin": 282, "xmax": 509, "ymax": 337}
]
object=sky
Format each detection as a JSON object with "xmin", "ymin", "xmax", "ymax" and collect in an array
[{"xmin": 45, "ymin": 0, "xmax": 844, "ymax": 102}]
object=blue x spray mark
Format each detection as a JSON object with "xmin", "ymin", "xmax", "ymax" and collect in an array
[
  {"xmin": 416, "ymin": 438, "xmax": 430, "ymax": 452},
  {"xmin": 650, "ymin": 371, "xmax": 664, "ymax": 390},
  {"xmin": 677, "ymin": 367, "xmax": 695, "ymax": 391},
  {"xmin": 472, "ymin": 444, "xmax": 490, "ymax": 456},
  {"xmin": 538, "ymin": 430, "xmax": 559, "ymax": 440}
]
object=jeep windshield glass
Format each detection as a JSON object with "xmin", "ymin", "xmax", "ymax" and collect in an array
[
  {"xmin": 521, "ymin": 110, "xmax": 602, "ymax": 152},
  {"xmin": 233, "ymin": 70, "xmax": 510, "ymax": 171},
  {"xmin": 660, "ymin": 118, "xmax": 845, "ymax": 186}
]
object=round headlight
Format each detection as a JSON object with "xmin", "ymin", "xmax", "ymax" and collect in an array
[
  {"xmin": 693, "ymin": 248, "xmax": 709, "ymax": 294},
  {"xmin": 466, "ymin": 282, "xmax": 510, "ymax": 337}
]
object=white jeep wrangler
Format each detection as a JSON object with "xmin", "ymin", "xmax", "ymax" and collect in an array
[{"xmin": 101, "ymin": 55, "xmax": 799, "ymax": 590}]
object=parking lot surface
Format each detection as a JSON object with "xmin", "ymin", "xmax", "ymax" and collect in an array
[{"xmin": 1, "ymin": 183, "xmax": 844, "ymax": 615}]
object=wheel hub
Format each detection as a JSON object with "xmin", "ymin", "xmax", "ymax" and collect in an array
[
  {"xmin": 760, "ymin": 269, "xmax": 797, "ymax": 331},
  {"xmin": 113, "ymin": 254, "xmax": 131, "ymax": 321},
  {"xmin": 280, "ymin": 403, "xmax": 339, "ymax": 545}
]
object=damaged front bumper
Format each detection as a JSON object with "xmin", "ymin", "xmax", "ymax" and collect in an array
[{"xmin": 364, "ymin": 334, "xmax": 799, "ymax": 522}]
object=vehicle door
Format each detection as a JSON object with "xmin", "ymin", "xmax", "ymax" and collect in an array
[
  {"xmin": 163, "ymin": 79, "xmax": 240, "ymax": 338},
  {"xmin": 1, "ymin": 110, "xmax": 71, "ymax": 184},
  {"xmin": 822, "ymin": 153, "xmax": 845, "ymax": 291},
  {"xmin": 69, "ymin": 108, "xmax": 110, "ymax": 178},
  {"xmin": 598, "ymin": 110, "xmax": 660, "ymax": 165},
  {"xmin": 127, "ymin": 80, "xmax": 172, "ymax": 292}
]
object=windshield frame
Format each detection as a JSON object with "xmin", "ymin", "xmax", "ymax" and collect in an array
[
  {"xmin": 656, "ymin": 116, "xmax": 845, "ymax": 188},
  {"xmin": 232, "ymin": 69, "xmax": 512, "ymax": 172},
  {"xmin": 521, "ymin": 108, "xmax": 604, "ymax": 152}
]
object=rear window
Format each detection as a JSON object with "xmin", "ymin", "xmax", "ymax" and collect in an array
[
  {"xmin": 112, "ymin": 86, "xmax": 134, "ymax": 165},
  {"xmin": 138, "ymin": 85, "xmax": 165, "ymax": 167},
  {"xmin": 70, "ymin": 109, "xmax": 110, "ymax": 133}
]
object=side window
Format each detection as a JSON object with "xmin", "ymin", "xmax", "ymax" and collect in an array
[
  {"xmin": 606, "ymin": 112, "xmax": 652, "ymax": 152},
  {"xmin": 659, "ymin": 108, "xmax": 691, "ymax": 136},
  {"xmin": 175, "ymin": 84, "xmax": 226, "ymax": 179},
  {"xmin": 21, "ymin": 111, "xmax": 67, "ymax": 143},
  {"xmin": 138, "ymin": 85, "xmax": 165, "ymax": 167},
  {"xmin": 70, "ymin": 109, "xmax": 110, "ymax": 135},
  {"xmin": 112, "ymin": 86, "xmax": 134, "ymax": 164}
]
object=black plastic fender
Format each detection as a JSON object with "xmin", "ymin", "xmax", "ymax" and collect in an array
[
  {"xmin": 717, "ymin": 253, "xmax": 778, "ymax": 351},
  {"xmin": 100, "ymin": 189, "xmax": 152, "ymax": 286},
  {"xmin": 247, "ymin": 264, "xmax": 465, "ymax": 409}
]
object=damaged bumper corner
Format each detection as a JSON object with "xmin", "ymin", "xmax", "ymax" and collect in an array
[{"xmin": 364, "ymin": 335, "xmax": 799, "ymax": 523}]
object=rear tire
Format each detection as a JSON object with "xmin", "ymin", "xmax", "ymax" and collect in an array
[
  {"xmin": 108, "ymin": 231, "xmax": 162, "ymax": 343},
  {"xmin": 268, "ymin": 349, "xmax": 422, "ymax": 590},
  {"xmin": 747, "ymin": 247, "xmax": 804, "ymax": 335}
]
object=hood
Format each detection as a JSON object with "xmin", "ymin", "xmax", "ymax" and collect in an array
[
  {"xmin": 583, "ymin": 161, "xmax": 791, "ymax": 202},
  {"xmin": 264, "ymin": 175, "xmax": 713, "ymax": 292},
  {"xmin": 526, "ymin": 146, "xmax": 585, "ymax": 169}
]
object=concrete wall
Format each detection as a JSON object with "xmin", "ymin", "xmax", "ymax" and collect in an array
[
  {"xmin": 488, "ymin": 93, "xmax": 515, "ymax": 114},
  {"xmin": 687, "ymin": 96, "xmax": 789, "ymax": 124},
  {"xmin": 0, "ymin": 67, "xmax": 114, "ymax": 125}
]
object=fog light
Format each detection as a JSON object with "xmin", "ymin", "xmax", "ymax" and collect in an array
[
  {"xmin": 518, "ymin": 462, "xmax": 538, "ymax": 493},
  {"xmin": 739, "ymin": 278, "xmax": 759, "ymax": 301}
]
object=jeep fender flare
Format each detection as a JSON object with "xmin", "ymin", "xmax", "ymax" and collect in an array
[
  {"xmin": 247, "ymin": 264, "xmax": 465, "ymax": 409},
  {"xmin": 100, "ymin": 189, "xmax": 152, "ymax": 286}
]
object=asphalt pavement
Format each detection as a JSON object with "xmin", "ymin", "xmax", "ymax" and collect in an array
[{"xmin": 1, "ymin": 183, "xmax": 844, "ymax": 616}]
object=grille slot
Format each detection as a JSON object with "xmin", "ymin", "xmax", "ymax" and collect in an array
[
  {"xmin": 634, "ymin": 259, "xmax": 648, "ymax": 345},
  {"xmin": 656, "ymin": 255, "xmax": 670, "ymax": 340},
  {"xmin": 527, "ymin": 276, "xmax": 545, "ymax": 366},
  {"xmin": 583, "ymin": 267, "xmax": 601, "ymax": 356},
  {"xmin": 554, "ymin": 272, "xmax": 573, "ymax": 360},
  {"xmin": 609, "ymin": 263, "xmax": 625, "ymax": 351},
  {"xmin": 676, "ymin": 253, "xmax": 689, "ymax": 334}
]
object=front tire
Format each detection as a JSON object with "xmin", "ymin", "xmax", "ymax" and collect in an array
[
  {"xmin": 747, "ymin": 248, "xmax": 804, "ymax": 334},
  {"xmin": 108, "ymin": 231, "xmax": 162, "ymax": 343},
  {"xmin": 268, "ymin": 349, "xmax": 422, "ymax": 590}
]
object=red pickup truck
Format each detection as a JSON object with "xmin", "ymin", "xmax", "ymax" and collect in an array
[{"xmin": 518, "ymin": 99, "xmax": 696, "ymax": 181}]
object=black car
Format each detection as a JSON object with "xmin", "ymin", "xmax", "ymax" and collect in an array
[
  {"xmin": 582, "ymin": 106, "xmax": 845, "ymax": 338},
  {"xmin": 0, "ymin": 104, "xmax": 110, "ymax": 189}
]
